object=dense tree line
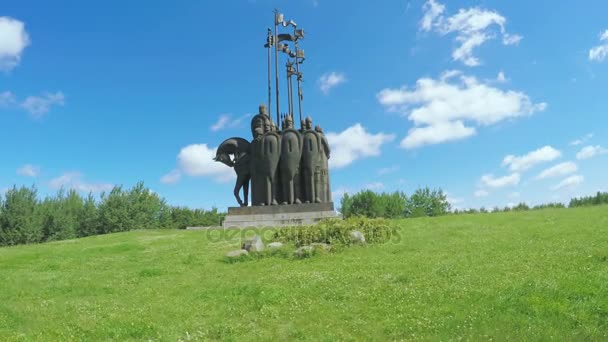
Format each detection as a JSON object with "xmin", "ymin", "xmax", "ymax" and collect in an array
[
  {"xmin": 569, "ymin": 192, "xmax": 608, "ymax": 208},
  {"xmin": 0, "ymin": 182, "xmax": 224, "ymax": 247},
  {"xmin": 340, "ymin": 188, "xmax": 608, "ymax": 219},
  {"xmin": 339, "ymin": 188, "xmax": 451, "ymax": 219},
  {"xmin": 453, "ymin": 202, "xmax": 566, "ymax": 215}
]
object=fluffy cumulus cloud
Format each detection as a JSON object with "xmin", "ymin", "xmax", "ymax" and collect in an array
[
  {"xmin": 377, "ymin": 71, "xmax": 546, "ymax": 149},
  {"xmin": 49, "ymin": 172, "xmax": 113, "ymax": 193},
  {"xmin": 502, "ymin": 146, "xmax": 561, "ymax": 172},
  {"xmin": 318, "ymin": 72, "xmax": 346, "ymax": 95},
  {"xmin": 420, "ymin": 0, "xmax": 522, "ymax": 66},
  {"xmin": 576, "ymin": 145, "xmax": 608, "ymax": 160},
  {"xmin": 326, "ymin": 123, "xmax": 395, "ymax": 169},
  {"xmin": 552, "ymin": 175, "xmax": 584, "ymax": 191},
  {"xmin": 589, "ymin": 29, "xmax": 608, "ymax": 62},
  {"xmin": 536, "ymin": 161, "xmax": 577, "ymax": 179},
  {"xmin": 0, "ymin": 17, "xmax": 30, "ymax": 71},
  {"xmin": 21, "ymin": 92, "xmax": 65, "ymax": 118},
  {"xmin": 162, "ymin": 144, "xmax": 234, "ymax": 184},
  {"xmin": 480, "ymin": 173, "xmax": 520, "ymax": 188},
  {"xmin": 178, "ymin": 144, "xmax": 234, "ymax": 182},
  {"xmin": 400, "ymin": 120, "xmax": 475, "ymax": 149},
  {"xmin": 16, "ymin": 164, "xmax": 40, "ymax": 177}
]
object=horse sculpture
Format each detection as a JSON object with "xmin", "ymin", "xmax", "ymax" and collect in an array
[{"xmin": 214, "ymin": 137, "xmax": 252, "ymax": 206}]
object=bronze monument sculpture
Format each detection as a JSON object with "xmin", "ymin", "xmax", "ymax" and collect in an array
[{"xmin": 214, "ymin": 11, "xmax": 333, "ymax": 214}]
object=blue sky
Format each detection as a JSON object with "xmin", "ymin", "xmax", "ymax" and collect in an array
[{"xmin": 1, "ymin": 0, "xmax": 607, "ymax": 211}]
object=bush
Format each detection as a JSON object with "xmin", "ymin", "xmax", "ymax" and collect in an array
[
  {"xmin": 273, "ymin": 217, "xmax": 397, "ymax": 247},
  {"xmin": 532, "ymin": 202, "xmax": 566, "ymax": 210},
  {"xmin": 340, "ymin": 188, "xmax": 448, "ymax": 219},
  {"xmin": 39, "ymin": 189, "xmax": 83, "ymax": 241},
  {"xmin": 0, "ymin": 182, "xmax": 225, "ymax": 247},
  {"xmin": 167, "ymin": 207, "xmax": 224, "ymax": 229},
  {"xmin": 512, "ymin": 203, "xmax": 530, "ymax": 211},
  {"xmin": 0, "ymin": 186, "xmax": 41, "ymax": 246}
]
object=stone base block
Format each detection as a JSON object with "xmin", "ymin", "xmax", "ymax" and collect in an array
[{"xmin": 221, "ymin": 202, "xmax": 338, "ymax": 228}]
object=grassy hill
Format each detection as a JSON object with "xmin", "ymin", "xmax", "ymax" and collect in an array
[{"xmin": 1, "ymin": 206, "xmax": 607, "ymax": 341}]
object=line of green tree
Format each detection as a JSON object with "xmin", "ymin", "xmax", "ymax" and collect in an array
[
  {"xmin": 453, "ymin": 202, "xmax": 566, "ymax": 215},
  {"xmin": 0, "ymin": 182, "xmax": 224, "ymax": 247},
  {"xmin": 340, "ymin": 189, "xmax": 608, "ymax": 218},
  {"xmin": 339, "ymin": 188, "xmax": 451, "ymax": 219},
  {"xmin": 568, "ymin": 192, "xmax": 608, "ymax": 208}
]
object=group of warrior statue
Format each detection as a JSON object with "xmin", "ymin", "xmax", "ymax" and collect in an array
[{"xmin": 214, "ymin": 103, "xmax": 332, "ymax": 207}]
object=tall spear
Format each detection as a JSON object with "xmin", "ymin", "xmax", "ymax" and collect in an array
[
  {"xmin": 273, "ymin": 10, "xmax": 283, "ymax": 125},
  {"xmin": 286, "ymin": 60, "xmax": 295, "ymax": 116},
  {"xmin": 293, "ymin": 28, "xmax": 305, "ymax": 126},
  {"xmin": 264, "ymin": 28, "xmax": 273, "ymax": 120}
]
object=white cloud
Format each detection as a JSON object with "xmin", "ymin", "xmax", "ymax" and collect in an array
[
  {"xmin": 0, "ymin": 91, "xmax": 15, "ymax": 106},
  {"xmin": 21, "ymin": 92, "xmax": 65, "ymax": 118},
  {"xmin": 49, "ymin": 172, "xmax": 113, "ymax": 193},
  {"xmin": 474, "ymin": 189, "xmax": 489, "ymax": 197},
  {"xmin": 210, "ymin": 113, "xmax": 249, "ymax": 132},
  {"xmin": 496, "ymin": 71, "xmax": 507, "ymax": 83},
  {"xmin": 480, "ymin": 173, "xmax": 520, "ymax": 188},
  {"xmin": 16, "ymin": 164, "xmax": 40, "ymax": 177},
  {"xmin": 177, "ymin": 144, "xmax": 234, "ymax": 183},
  {"xmin": 326, "ymin": 123, "xmax": 395, "ymax": 169},
  {"xmin": 0, "ymin": 17, "xmax": 30, "ymax": 72},
  {"xmin": 552, "ymin": 175, "xmax": 584, "ymax": 191},
  {"xmin": 420, "ymin": 0, "xmax": 445, "ymax": 31},
  {"xmin": 536, "ymin": 161, "xmax": 578, "ymax": 179},
  {"xmin": 502, "ymin": 146, "xmax": 561, "ymax": 172},
  {"xmin": 211, "ymin": 114, "xmax": 231, "ymax": 131},
  {"xmin": 576, "ymin": 145, "xmax": 608, "ymax": 160},
  {"xmin": 377, "ymin": 72, "xmax": 546, "ymax": 149},
  {"xmin": 502, "ymin": 33, "xmax": 523, "ymax": 45},
  {"xmin": 400, "ymin": 120, "xmax": 475, "ymax": 148},
  {"xmin": 589, "ymin": 29, "xmax": 608, "ymax": 62},
  {"xmin": 377, "ymin": 165, "xmax": 399, "ymax": 176},
  {"xmin": 420, "ymin": 1, "xmax": 521, "ymax": 66},
  {"xmin": 160, "ymin": 169, "xmax": 182, "ymax": 184},
  {"xmin": 318, "ymin": 72, "xmax": 346, "ymax": 94},
  {"xmin": 570, "ymin": 133, "xmax": 593, "ymax": 146}
]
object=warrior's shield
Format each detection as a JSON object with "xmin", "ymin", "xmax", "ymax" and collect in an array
[
  {"xmin": 301, "ymin": 130, "xmax": 320, "ymax": 173},
  {"xmin": 280, "ymin": 128, "xmax": 303, "ymax": 179},
  {"xmin": 301, "ymin": 130, "xmax": 321, "ymax": 203},
  {"xmin": 261, "ymin": 132, "xmax": 281, "ymax": 177}
]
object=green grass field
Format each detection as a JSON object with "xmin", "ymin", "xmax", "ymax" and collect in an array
[{"xmin": 1, "ymin": 206, "xmax": 607, "ymax": 341}]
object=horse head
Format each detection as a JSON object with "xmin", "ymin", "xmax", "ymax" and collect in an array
[
  {"xmin": 213, "ymin": 150, "xmax": 233, "ymax": 167},
  {"xmin": 213, "ymin": 137, "xmax": 251, "ymax": 168}
]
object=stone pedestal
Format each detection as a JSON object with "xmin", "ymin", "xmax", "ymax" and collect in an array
[{"xmin": 222, "ymin": 202, "xmax": 338, "ymax": 228}]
